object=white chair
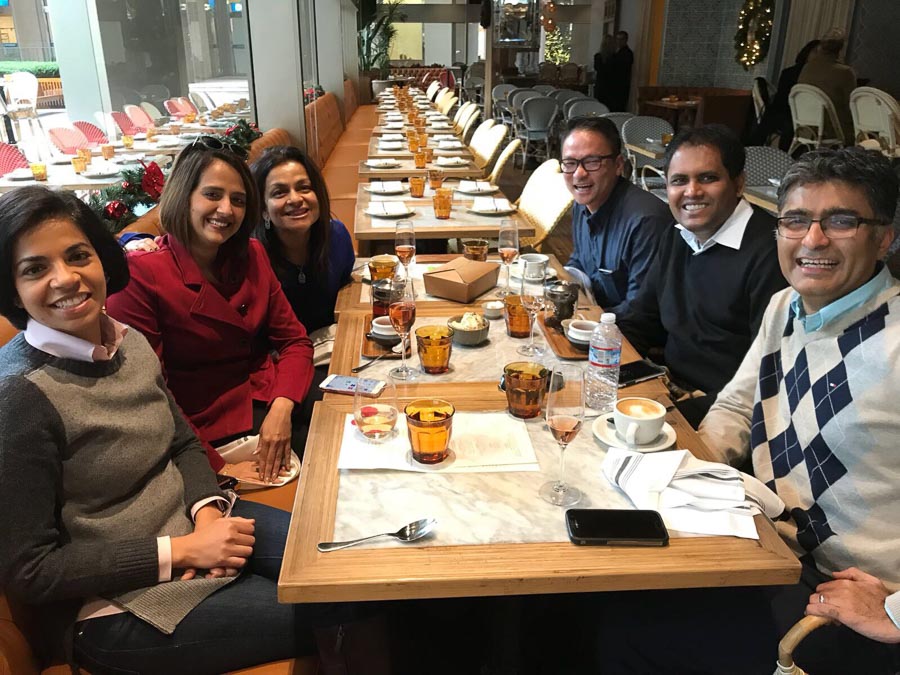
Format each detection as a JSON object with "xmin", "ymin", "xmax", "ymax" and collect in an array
[
  {"xmin": 468, "ymin": 118, "xmax": 496, "ymax": 151},
  {"xmin": 453, "ymin": 101, "xmax": 476, "ymax": 131},
  {"xmin": 434, "ymin": 87, "xmax": 451, "ymax": 108},
  {"xmin": 567, "ymin": 98, "xmax": 610, "ymax": 119},
  {"xmin": 460, "ymin": 109, "xmax": 483, "ymax": 145},
  {"xmin": 437, "ymin": 94, "xmax": 458, "ymax": 116},
  {"xmin": 426, "ymin": 80, "xmax": 441, "ymax": 101},
  {"xmin": 850, "ymin": 86, "xmax": 900, "ymax": 157},
  {"xmin": 516, "ymin": 159, "xmax": 574, "ymax": 251},
  {"xmin": 516, "ymin": 96, "xmax": 560, "ymax": 171},
  {"xmin": 140, "ymin": 101, "xmax": 164, "ymax": 122},
  {"xmin": 744, "ymin": 146, "xmax": 794, "ymax": 187},
  {"xmin": 3, "ymin": 72, "xmax": 44, "ymax": 139},
  {"xmin": 491, "ymin": 83, "xmax": 516, "ymax": 123},
  {"xmin": 599, "ymin": 112, "xmax": 635, "ymax": 134},
  {"xmin": 473, "ymin": 124, "xmax": 508, "ymax": 172},
  {"xmin": 621, "ymin": 116, "xmax": 673, "ymax": 189},
  {"xmin": 788, "ymin": 84, "xmax": 845, "ymax": 155}
]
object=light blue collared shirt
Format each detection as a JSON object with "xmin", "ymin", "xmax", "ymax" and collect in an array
[{"xmin": 790, "ymin": 264, "xmax": 894, "ymax": 332}]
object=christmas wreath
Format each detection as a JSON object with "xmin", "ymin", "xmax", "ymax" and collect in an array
[
  {"xmin": 88, "ymin": 161, "xmax": 166, "ymax": 234},
  {"xmin": 734, "ymin": 0, "xmax": 775, "ymax": 70}
]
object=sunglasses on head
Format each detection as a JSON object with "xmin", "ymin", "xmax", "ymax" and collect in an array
[{"xmin": 188, "ymin": 135, "xmax": 249, "ymax": 160}]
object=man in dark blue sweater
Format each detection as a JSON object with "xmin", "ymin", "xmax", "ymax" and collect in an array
[
  {"xmin": 618, "ymin": 125, "xmax": 787, "ymax": 426},
  {"xmin": 562, "ymin": 116, "xmax": 672, "ymax": 315}
]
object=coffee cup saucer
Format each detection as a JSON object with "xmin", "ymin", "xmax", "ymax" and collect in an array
[{"xmin": 591, "ymin": 413, "xmax": 676, "ymax": 453}]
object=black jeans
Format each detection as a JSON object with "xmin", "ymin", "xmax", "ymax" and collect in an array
[
  {"xmin": 588, "ymin": 563, "xmax": 900, "ymax": 674},
  {"xmin": 73, "ymin": 501, "xmax": 354, "ymax": 675}
]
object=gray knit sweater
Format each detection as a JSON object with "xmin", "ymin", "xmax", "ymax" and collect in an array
[{"xmin": 0, "ymin": 330, "xmax": 227, "ymax": 664}]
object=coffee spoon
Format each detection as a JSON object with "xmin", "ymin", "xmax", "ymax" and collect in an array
[{"xmin": 317, "ymin": 518, "xmax": 437, "ymax": 552}]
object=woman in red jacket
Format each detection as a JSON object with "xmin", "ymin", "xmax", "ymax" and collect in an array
[{"xmin": 107, "ymin": 138, "xmax": 314, "ymax": 483}]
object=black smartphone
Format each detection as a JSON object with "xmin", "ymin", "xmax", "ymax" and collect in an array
[
  {"xmin": 618, "ymin": 359, "xmax": 666, "ymax": 388},
  {"xmin": 565, "ymin": 509, "xmax": 669, "ymax": 546}
]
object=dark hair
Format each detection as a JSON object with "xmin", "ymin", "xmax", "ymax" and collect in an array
[
  {"xmin": 159, "ymin": 144, "xmax": 259, "ymax": 265},
  {"xmin": 795, "ymin": 40, "xmax": 820, "ymax": 66},
  {"xmin": 562, "ymin": 116, "xmax": 622, "ymax": 157},
  {"xmin": 778, "ymin": 146, "xmax": 899, "ymax": 225},
  {"xmin": 663, "ymin": 124, "xmax": 745, "ymax": 180},
  {"xmin": 615, "ymin": 31, "xmax": 629, "ymax": 41},
  {"xmin": 0, "ymin": 186, "xmax": 130, "ymax": 329},
  {"xmin": 250, "ymin": 146, "xmax": 333, "ymax": 284}
]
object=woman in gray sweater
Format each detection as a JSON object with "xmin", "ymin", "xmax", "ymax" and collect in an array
[{"xmin": 0, "ymin": 187, "xmax": 388, "ymax": 674}]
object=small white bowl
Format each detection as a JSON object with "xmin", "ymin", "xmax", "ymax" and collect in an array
[
  {"xmin": 565, "ymin": 319, "xmax": 598, "ymax": 342},
  {"xmin": 482, "ymin": 300, "xmax": 504, "ymax": 320},
  {"xmin": 371, "ymin": 316, "xmax": 398, "ymax": 336}
]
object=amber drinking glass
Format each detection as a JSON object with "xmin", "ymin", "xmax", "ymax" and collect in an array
[
  {"xmin": 100, "ymin": 144, "xmax": 115, "ymax": 160},
  {"xmin": 504, "ymin": 361, "xmax": 550, "ymax": 420},
  {"xmin": 368, "ymin": 254, "xmax": 399, "ymax": 282},
  {"xmin": 462, "ymin": 239, "xmax": 489, "ymax": 262},
  {"xmin": 503, "ymin": 295, "xmax": 531, "ymax": 338},
  {"xmin": 414, "ymin": 151, "xmax": 427, "ymax": 169},
  {"xmin": 428, "ymin": 169, "xmax": 444, "ymax": 190},
  {"xmin": 405, "ymin": 399, "xmax": 454, "ymax": 464},
  {"xmin": 29, "ymin": 163, "xmax": 47, "ymax": 181},
  {"xmin": 415, "ymin": 326, "xmax": 453, "ymax": 375},
  {"xmin": 433, "ymin": 188, "xmax": 453, "ymax": 219},
  {"xmin": 409, "ymin": 176, "xmax": 426, "ymax": 198}
]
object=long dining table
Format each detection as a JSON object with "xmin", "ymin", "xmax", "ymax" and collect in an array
[{"xmin": 278, "ymin": 253, "xmax": 800, "ymax": 604}]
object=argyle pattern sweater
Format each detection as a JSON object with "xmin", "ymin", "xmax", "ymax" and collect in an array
[{"xmin": 700, "ymin": 277, "xmax": 900, "ymax": 591}]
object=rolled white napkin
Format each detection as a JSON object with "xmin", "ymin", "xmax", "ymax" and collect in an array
[
  {"xmin": 436, "ymin": 156, "xmax": 467, "ymax": 166},
  {"xmin": 439, "ymin": 139, "xmax": 464, "ymax": 149},
  {"xmin": 459, "ymin": 180, "xmax": 494, "ymax": 193},
  {"xmin": 378, "ymin": 140, "xmax": 403, "ymax": 150},
  {"xmin": 472, "ymin": 196, "xmax": 513, "ymax": 212},
  {"xmin": 369, "ymin": 180, "xmax": 405, "ymax": 193},
  {"xmin": 382, "ymin": 133, "xmax": 405, "ymax": 141},
  {"xmin": 367, "ymin": 200, "xmax": 410, "ymax": 216},
  {"xmin": 601, "ymin": 447, "xmax": 785, "ymax": 539}
]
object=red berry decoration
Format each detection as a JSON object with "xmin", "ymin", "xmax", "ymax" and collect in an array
[
  {"xmin": 104, "ymin": 200, "xmax": 127, "ymax": 220},
  {"xmin": 359, "ymin": 406, "xmax": 379, "ymax": 418}
]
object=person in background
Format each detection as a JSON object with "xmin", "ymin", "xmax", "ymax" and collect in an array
[
  {"xmin": 106, "ymin": 138, "xmax": 314, "ymax": 483},
  {"xmin": 755, "ymin": 39, "xmax": 820, "ymax": 151},
  {"xmin": 593, "ymin": 34, "xmax": 615, "ymax": 107},
  {"xmin": 798, "ymin": 28, "xmax": 857, "ymax": 145},
  {"xmin": 595, "ymin": 146, "xmax": 900, "ymax": 675},
  {"xmin": 0, "ymin": 187, "xmax": 386, "ymax": 675},
  {"xmin": 561, "ymin": 116, "xmax": 671, "ymax": 315},
  {"xmin": 618, "ymin": 124, "xmax": 787, "ymax": 426},
  {"xmin": 608, "ymin": 30, "xmax": 634, "ymax": 112}
]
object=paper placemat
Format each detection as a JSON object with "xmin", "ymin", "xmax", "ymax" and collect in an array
[{"xmin": 339, "ymin": 412, "xmax": 540, "ymax": 473}]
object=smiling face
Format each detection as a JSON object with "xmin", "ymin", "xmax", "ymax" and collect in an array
[
  {"xmin": 778, "ymin": 181, "xmax": 894, "ymax": 313},
  {"xmin": 561, "ymin": 129, "xmax": 624, "ymax": 214},
  {"xmin": 13, "ymin": 217, "xmax": 106, "ymax": 344},
  {"xmin": 188, "ymin": 159, "xmax": 247, "ymax": 261},
  {"xmin": 263, "ymin": 160, "xmax": 321, "ymax": 236},
  {"xmin": 666, "ymin": 143, "xmax": 745, "ymax": 243}
]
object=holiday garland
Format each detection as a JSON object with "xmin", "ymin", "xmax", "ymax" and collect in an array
[
  {"xmin": 734, "ymin": 0, "xmax": 775, "ymax": 70},
  {"xmin": 89, "ymin": 120, "xmax": 263, "ymax": 234}
]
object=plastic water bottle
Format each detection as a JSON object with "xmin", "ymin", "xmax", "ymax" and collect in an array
[{"xmin": 586, "ymin": 312, "xmax": 621, "ymax": 411}]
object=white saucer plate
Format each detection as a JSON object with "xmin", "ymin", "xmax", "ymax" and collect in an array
[
  {"xmin": 5, "ymin": 169, "xmax": 35, "ymax": 181},
  {"xmin": 591, "ymin": 413, "xmax": 677, "ymax": 453},
  {"xmin": 365, "ymin": 207, "xmax": 415, "ymax": 218},
  {"xmin": 468, "ymin": 205, "xmax": 517, "ymax": 216},
  {"xmin": 365, "ymin": 160, "xmax": 401, "ymax": 169}
]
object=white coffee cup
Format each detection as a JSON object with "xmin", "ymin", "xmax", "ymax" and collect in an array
[
  {"xmin": 519, "ymin": 253, "xmax": 549, "ymax": 281},
  {"xmin": 371, "ymin": 316, "xmax": 398, "ymax": 336},
  {"xmin": 613, "ymin": 397, "xmax": 666, "ymax": 447}
]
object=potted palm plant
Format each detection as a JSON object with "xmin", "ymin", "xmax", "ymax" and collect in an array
[{"xmin": 358, "ymin": 0, "xmax": 406, "ymax": 103}]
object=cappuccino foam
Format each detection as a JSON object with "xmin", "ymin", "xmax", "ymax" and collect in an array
[{"xmin": 616, "ymin": 399, "xmax": 663, "ymax": 419}]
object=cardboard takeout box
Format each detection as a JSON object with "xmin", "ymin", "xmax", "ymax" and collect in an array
[{"xmin": 422, "ymin": 258, "xmax": 500, "ymax": 303}]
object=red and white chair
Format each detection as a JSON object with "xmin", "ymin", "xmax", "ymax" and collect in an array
[
  {"xmin": 124, "ymin": 104, "xmax": 154, "ymax": 131},
  {"xmin": 111, "ymin": 111, "xmax": 140, "ymax": 136},
  {"xmin": 0, "ymin": 142, "xmax": 29, "ymax": 176},
  {"xmin": 48, "ymin": 127, "xmax": 92, "ymax": 155},
  {"xmin": 164, "ymin": 98, "xmax": 187, "ymax": 118},
  {"xmin": 178, "ymin": 96, "xmax": 199, "ymax": 115},
  {"xmin": 73, "ymin": 121, "xmax": 108, "ymax": 145}
]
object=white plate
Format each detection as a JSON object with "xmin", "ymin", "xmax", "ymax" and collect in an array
[
  {"xmin": 591, "ymin": 413, "xmax": 677, "ymax": 453},
  {"xmin": 5, "ymin": 168, "xmax": 35, "ymax": 181},
  {"xmin": 469, "ymin": 205, "xmax": 517, "ymax": 216},
  {"xmin": 83, "ymin": 169, "xmax": 121, "ymax": 179},
  {"xmin": 365, "ymin": 206, "xmax": 414, "ymax": 218},
  {"xmin": 435, "ymin": 157, "xmax": 468, "ymax": 167},
  {"xmin": 365, "ymin": 160, "xmax": 401, "ymax": 169},
  {"xmin": 456, "ymin": 184, "xmax": 499, "ymax": 195},
  {"xmin": 49, "ymin": 156, "xmax": 74, "ymax": 165},
  {"xmin": 365, "ymin": 183, "xmax": 408, "ymax": 195},
  {"xmin": 384, "ymin": 123, "xmax": 405, "ymax": 130},
  {"xmin": 509, "ymin": 266, "xmax": 558, "ymax": 282}
]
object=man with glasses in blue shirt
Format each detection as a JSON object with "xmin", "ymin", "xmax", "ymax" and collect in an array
[
  {"xmin": 561, "ymin": 116, "xmax": 671, "ymax": 315},
  {"xmin": 593, "ymin": 147, "xmax": 900, "ymax": 675}
]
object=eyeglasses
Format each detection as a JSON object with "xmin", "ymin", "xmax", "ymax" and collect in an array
[
  {"xmin": 775, "ymin": 214, "xmax": 885, "ymax": 239},
  {"xmin": 559, "ymin": 154, "xmax": 617, "ymax": 174},
  {"xmin": 188, "ymin": 135, "xmax": 249, "ymax": 160}
]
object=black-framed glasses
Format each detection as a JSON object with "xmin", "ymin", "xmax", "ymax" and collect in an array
[
  {"xmin": 775, "ymin": 214, "xmax": 885, "ymax": 239},
  {"xmin": 188, "ymin": 135, "xmax": 249, "ymax": 160},
  {"xmin": 559, "ymin": 154, "xmax": 617, "ymax": 174}
]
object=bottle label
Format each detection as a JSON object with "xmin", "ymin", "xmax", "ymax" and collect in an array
[{"xmin": 589, "ymin": 345, "xmax": 620, "ymax": 368}]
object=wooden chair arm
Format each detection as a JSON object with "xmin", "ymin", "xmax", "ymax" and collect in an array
[{"xmin": 776, "ymin": 615, "xmax": 831, "ymax": 670}]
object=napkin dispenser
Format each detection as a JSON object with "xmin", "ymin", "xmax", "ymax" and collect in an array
[{"xmin": 423, "ymin": 258, "xmax": 500, "ymax": 303}]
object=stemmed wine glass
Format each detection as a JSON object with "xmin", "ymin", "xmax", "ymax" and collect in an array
[
  {"xmin": 517, "ymin": 277, "xmax": 545, "ymax": 357},
  {"xmin": 394, "ymin": 220, "xmax": 416, "ymax": 281},
  {"xmin": 496, "ymin": 219, "xmax": 519, "ymax": 298},
  {"xmin": 540, "ymin": 365, "xmax": 584, "ymax": 507},
  {"xmin": 388, "ymin": 277, "xmax": 418, "ymax": 381}
]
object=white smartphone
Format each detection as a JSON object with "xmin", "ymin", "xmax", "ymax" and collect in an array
[{"xmin": 319, "ymin": 374, "xmax": 387, "ymax": 397}]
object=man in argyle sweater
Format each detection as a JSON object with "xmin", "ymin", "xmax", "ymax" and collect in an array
[{"xmin": 592, "ymin": 148, "xmax": 900, "ymax": 674}]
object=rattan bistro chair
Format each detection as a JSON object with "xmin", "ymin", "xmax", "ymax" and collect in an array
[
  {"xmin": 744, "ymin": 146, "xmax": 794, "ymax": 187},
  {"xmin": 622, "ymin": 115, "xmax": 673, "ymax": 188},
  {"xmin": 516, "ymin": 96, "xmax": 560, "ymax": 170},
  {"xmin": 487, "ymin": 139, "xmax": 522, "ymax": 184},
  {"xmin": 516, "ymin": 159, "xmax": 573, "ymax": 250},
  {"xmin": 788, "ymin": 84, "xmax": 845, "ymax": 155}
]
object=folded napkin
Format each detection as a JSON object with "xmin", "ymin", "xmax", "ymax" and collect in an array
[
  {"xmin": 367, "ymin": 200, "xmax": 410, "ymax": 216},
  {"xmin": 434, "ymin": 134, "xmax": 457, "ymax": 141},
  {"xmin": 459, "ymin": 180, "xmax": 494, "ymax": 193},
  {"xmin": 378, "ymin": 140, "xmax": 403, "ymax": 150},
  {"xmin": 382, "ymin": 133, "xmax": 405, "ymax": 141},
  {"xmin": 367, "ymin": 159, "xmax": 399, "ymax": 168},
  {"xmin": 338, "ymin": 412, "xmax": 540, "ymax": 473},
  {"xmin": 436, "ymin": 156, "xmax": 467, "ymax": 166},
  {"xmin": 431, "ymin": 122, "xmax": 451, "ymax": 128},
  {"xmin": 439, "ymin": 139, "xmax": 464, "ymax": 149},
  {"xmin": 472, "ymin": 196, "xmax": 513, "ymax": 212},
  {"xmin": 601, "ymin": 447, "xmax": 785, "ymax": 539},
  {"xmin": 369, "ymin": 180, "xmax": 405, "ymax": 193}
]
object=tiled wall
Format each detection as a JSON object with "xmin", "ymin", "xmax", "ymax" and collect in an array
[
  {"xmin": 659, "ymin": 0, "xmax": 764, "ymax": 90},
  {"xmin": 846, "ymin": 0, "xmax": 900, "ymax": 98}
]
